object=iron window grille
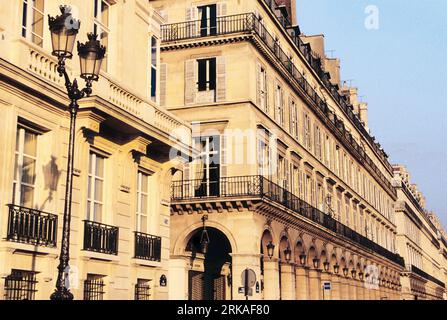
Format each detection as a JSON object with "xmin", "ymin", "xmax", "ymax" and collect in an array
[
  {"xmin": 4, "ymin": 270, "xmax": 37, "ymax": 300},
  {"xmin": 83, "ymin": 275, "xmax": 105, "ymax": 300},
  {"xmin": 135, "ymin": 279, "xmax": 152, "ymax": 300}
]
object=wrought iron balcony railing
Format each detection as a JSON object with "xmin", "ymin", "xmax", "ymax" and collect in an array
[
  {"xmin": 134, "ymin": 232, "xmax": 162, "ymax": 262},
  {"xmin": 6, "ymin": 204, "xmax": 58, "ymax": 247},
  {"xmin": 161, "ymin": 13, "xmax": 395, "ymax": 199},
  {"xmin": 172, "ymin": 176, "xmax": 405, "ymax": 267},
  {"xmin": 410, "ymin": 265, "xmax": 445, "ymax": 288},
  {"xmin": 83, "ymin": 220, "xmax": 119, "ymax": 255}
]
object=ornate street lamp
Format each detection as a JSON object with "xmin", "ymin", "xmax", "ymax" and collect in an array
[
  {"xmin": 48, "ymin": 5, "xmax": 106, "ymax": 301},
  {"xmin": 312, "ymin": 258, "xmax": 320, "ymax": 269},
  {"xmin": 323, "ymin": 261, "xmax": 330, "ymax": 272},
  {"xmin": 351, "ymin": 269, "xmax": 357, "ymax": 279},
  {"xmin": 266, "ymin": 241, "xmax": 275, "ymax": 259},
  {"xmin": 359, "ymin": 272, "xmax": 364, "ymax": 281},
  {"xmin": 333, "ymin": 264, "xmax": 340, "ymax": 275},
  {"xmin": 200, "ymin": 215, "xmax": 210, "ymax": 254},
  {"xmin": 283, "ymin": 246, "xmax": 292, "ymax": 263},
  {"xmin": 343, "ymin": 267, "xmax": 349, "ymax": 277},
  {"xmin": 299, "ymin": 254, "xmax": 307, "ymax": 266}
]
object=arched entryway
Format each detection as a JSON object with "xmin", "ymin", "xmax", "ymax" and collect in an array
[{"xmin": 186, "ymin": 227, "xmax": 232, "ymax": 300}]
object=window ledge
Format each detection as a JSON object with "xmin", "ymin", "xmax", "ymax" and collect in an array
[
  {"xmin": 131, "ymin": 258, "xmax": 162, "ymax": 268},
  {"xmin": 80, "ymin": 250, "xmax": 120, "ymax": 263},
  {"xmin": 1, "ymin": 241, "xmax": 59, "ymax": 257}
]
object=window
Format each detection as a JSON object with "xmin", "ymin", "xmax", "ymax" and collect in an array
[
  {"xmin": 150, "ymin": 36, "xmax": 158, "ymax": 101},
  {"xmin": 197, "ymin": 58, "xmax": 216, "ymax": 92},
  {"xmin": 136, "ymin": 171, "xmax": 149, "ymax": 234},
  {"xmin": 304, "ymin": 114, "xmax": 311, "ymax": 151},
  {"xmin": 93, "ymin": 0, "xmax": 109, "ymax": 71},
  {"xmin": 135, "ymin": 279, "xmax": 152, "ymax": 300},
  {"xmin": 4, "ymin": 270, "xmax": 37, "ymax": 300},
  {"xmin": 22, "ymin": 0, "xmax": 44, "ymax": 47},
  {"xmin": 194, "ymin": 136, "xmax": 220, "ymax": 196},
  {"xmin": 257, "ymin": 138, "xmax": 270, "ymax": 177},
  {"xmin": 274, "ymin": 84, "xmax": 284, "ymax": 125},
  {"xmin": 87, "ymin": 152, "xmax": 105, "ymax": 222},
  {"xmin": 84, "ymin": 274, "xmax": 105, "ymax": 300},
  {"xmin": 258, "ymin": 66, "xmax": 268, "ymax": 112},
  {"xmin": 289, "ymin": 99, "xmax": 299, "ymax": 140},
  {"xmin": 13, "ymin": 127, "xmax": 37, "ymax": 208},
  {"xmin": 198, "ymin": 4, "xmax": 217, "ymax": 36}
]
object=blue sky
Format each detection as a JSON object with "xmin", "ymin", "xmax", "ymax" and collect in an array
[{"xmin": 296, "ymin": 0, "xmax": 447, "ymax": 229}]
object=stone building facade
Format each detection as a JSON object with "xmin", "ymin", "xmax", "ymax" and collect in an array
[
  {"xmin": 0, "ymin": 0, "xmax": 192, "ymax": 300},
  {"xmin": 393, "ymin": 165, "xmax": 447, "ymax": 300},
  {"xmin": 154, "ymin": 0, "xmax": 405, "ymax": 300}
]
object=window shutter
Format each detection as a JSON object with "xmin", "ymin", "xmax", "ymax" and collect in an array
[
  {"xmin": 256, "ymin": 63, "xmax": 262, "ymax": 107},
  {"xmin": 220, "ymin": 134, "xmax": 227, "ymax": 178},
  {"xmin": 217, "ymin": 2, "xmax": 227, "ymax": 16},
  {"xmin": 185, "ymin": 59, "xmax": 197, "ymax": 105},
  {"xmin": 216, "ymin": 56, "xmax": 226, "ymax": 102},
  {"xmin": 265, "ymin": 73, "xmax": 271, "ymax": 114},
  {"xmin": 288, "ymin": 96, "xmax": 293, "ymax": 135},
  {"xmin": 186, "ymin": 7, "xmax": 197, "ymax": 37},
  {"xmin": 160, "ymin": 63, "xmax": 167, "ymax": 107}
]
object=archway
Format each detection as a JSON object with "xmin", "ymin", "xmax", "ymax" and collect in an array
[{"xmin": 186, "ymin": 227, "xmax": 232, "ymax": 300}]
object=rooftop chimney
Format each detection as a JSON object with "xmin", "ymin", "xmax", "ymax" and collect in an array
[{"xmin": 276, "ymin": 0, "xmax": 297, "ymax": 25}]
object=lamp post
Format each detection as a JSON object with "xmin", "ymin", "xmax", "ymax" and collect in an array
[{"xmin": 48, "ymin": 5, "xmax": 106, "ymax": 301}]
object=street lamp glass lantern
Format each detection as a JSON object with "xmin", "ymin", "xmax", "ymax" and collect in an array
[
  {"xmin": 312, "ymin": 258, "xmax": 320, "ymax": 269},
  {"xmin": 266, "ymin": 241, "xmax": 275, "ymax": 259},
  {"xmin": 77, "ymin": 33, "xmax": 106, "ymax": 82},
  {"xmin": 48, "ymin": 6, "xmax": 80, "ymax": 59},
  {"xmin": 333, "ymin": 264, "xmax": 340, "ymax": 274},
  {"xmin": 343, "ymin": 267, "xmax": 349, "ymax": 277},
  {"xmin": 283, "ymin": 246, "xmax": 292, "ymax": 263},
  {"xmin": 299, "ymin": 254, "xmax": 306, "ymax": 266},
  {"xmin": 323, "ymin": 261, "xmax": 330, "ymax": 272}
]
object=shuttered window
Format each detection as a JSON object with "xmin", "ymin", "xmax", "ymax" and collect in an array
[
  {"xmin": 257, "ymin": 64, "xmax": 268, "ymax": 112},
  {"xmin": 22, "ymin": 0, "xmax": 44, "ymax": 47},
  {"xmin": 185, "ymin": 56, "xmax": 225, "ymax": 104},
  {"xmin": 198, "ymin": 58, "xmax": 216, "ymax": 91},
  {"xmin": 150, "ymin": 36, "xmax": 158, "ymax": 102}
]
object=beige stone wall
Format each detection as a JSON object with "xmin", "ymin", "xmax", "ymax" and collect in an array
[{"xmin": 0, "ymin": 0, "xmax": 192, "ymax": 300}]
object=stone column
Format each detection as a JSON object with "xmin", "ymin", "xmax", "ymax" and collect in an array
[
  {"xmin": 356, "ymin": 279, "xmax": 364, "ymax": 300},
  {"xmin": 263, "ymin": 259, "xmax": 280, "ymax": 300},
  {"xmin": 348, "ymin": 278, "xmax": 357, "ymax": 300},
  {"xmin": 331, "ymin": 274, "xmax": 341, "ymax": 300},
  {"xmin": 340, "ymin": 277, "xmax": 350, "ymax": 300},
  {"xmin": 168, "ymin": 257, "xmax": 189, "ymax": 300},
  {"xmin": 280, "ymin": 263, "xmax": 296, "ymax": 300},
  {"xmin": 308, "ymin": 269, "xmax": 322, "ymax": 300},
  {"xmin": 295, "ymin": 266, "xmax": 309, "ymax": 300}
]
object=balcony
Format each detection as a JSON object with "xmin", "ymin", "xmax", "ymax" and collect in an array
[
  {"xmin": 6, "ymin": 204, "xmax": 57, "ymax": 248},
  {"xmin": 134, "ymin": 232, "xmax": 162, "ymax": 262},
  {"xmin": 410, "ymin": 265, "xmax": 445, "ymax": 288},
  {"xmin": 172, "ymin": 176, "xmax": 405, "ymax": 267},
  {"xmin": 161, "ymin": 13, "xmax": 395, "ymax": 198},
  {"xmin": 83, "ymin": 220, "xmax": 119, "ymax": 255}
]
